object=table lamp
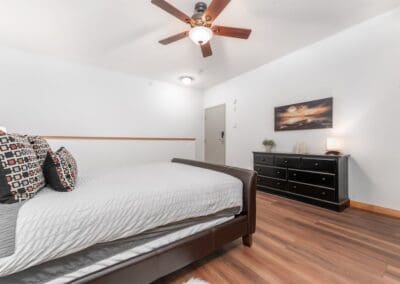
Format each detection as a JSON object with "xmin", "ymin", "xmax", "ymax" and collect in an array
[{"xmin": 326, "ymin": 137, "xmax": 342, "ymax": 155}]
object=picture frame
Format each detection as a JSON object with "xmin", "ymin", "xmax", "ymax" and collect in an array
[{"xmin": 275, "ymin": 98, "xmax": 333, "ymax": 131}]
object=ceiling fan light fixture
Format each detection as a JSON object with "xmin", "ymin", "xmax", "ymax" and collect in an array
[{"xmin": 189, "ymin": 26, "xmax": 213, "ymax": 45}]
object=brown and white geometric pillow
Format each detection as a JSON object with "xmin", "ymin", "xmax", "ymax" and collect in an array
[
  {"xmin": 28, "ymin": 136, "xmax": 51, "ymax": 168},
  {"xmin": 43, "ymin": 147, "xmax": 78, "ymax": 192},
  {"xmin": 0, "ymin": 133, "xmax": 46, "ymax": 204}
]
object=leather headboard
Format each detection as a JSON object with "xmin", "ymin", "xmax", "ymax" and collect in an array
[{"xmin": 171, "ymin": 158, "xmax": 257, "ymax": 235}]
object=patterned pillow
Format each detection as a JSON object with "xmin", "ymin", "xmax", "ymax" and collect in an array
[
  {"xmin": 0, "ymin": 134, "xmax": 46, "ymax": 204},
  {"xmin": 28, "ymin": 136, "xmax": 51, "ymax": 167},
  {"xmin": 43, "ymin": 147, "xmax": 78, "ymax": 192}
]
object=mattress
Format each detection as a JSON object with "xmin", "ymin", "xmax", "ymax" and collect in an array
[{"xmin": 0, "ymin": 162, "xmax": 243, "ymax": 277}]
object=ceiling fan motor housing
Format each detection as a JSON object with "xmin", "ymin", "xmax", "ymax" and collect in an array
[
  {"xmin": 192, "ymin": 2, "xmax": 208, "ymax": 23},
  {"xmin": 195, "ymin": 2, "xmax": 207, "ymax": 13}
]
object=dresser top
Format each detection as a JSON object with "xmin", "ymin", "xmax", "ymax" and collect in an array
[{"xmin": 253, "ymin": 152, "xmax": 350, "ymax": 159}]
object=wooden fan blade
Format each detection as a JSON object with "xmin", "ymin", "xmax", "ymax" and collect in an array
[
  {"xmin": 204, "ymin": 0, "xmax": 231, "ymax": 23},
  {"xmin": 151, "ymin": 0, "xmax": 192, "ymax": 25},
  {"xmin": 212, "ymin": 26, "xmax": 252, "ymax": 39},
  {"xmin": 201, "ymin": 42, "xmax": 212, "ymax": 58},
  {"xmin": 159, "ymin": 31, "xmax": 189, "ymax": 45}
]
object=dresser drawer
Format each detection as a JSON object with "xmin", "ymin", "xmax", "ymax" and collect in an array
[
  {"xmin": 257, "ymin": 176, "xmax": 286, "ymax": 190},
  {"xmin": 288, "ymin": 170, "xmax": 335, "ymax": 188},
  {"xmin": 301, "ymin": 158, "xmax": 336, "ymax": 173},
  {"xmin": 254, "ymin": 154, "xmax": 274, "ymax": 166},
  {"xmin": 288, "ymin": 182, "xmax": 336, "ymax": 202},
  {"xmin": 275, "ymin": 156, "xmax": 301, "ymax": 168},
  {"xmin": 255, "ymin": 165, "xmax": 287, "ymax": 179}
]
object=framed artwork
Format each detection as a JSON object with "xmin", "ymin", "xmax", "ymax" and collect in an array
[{"xmin": 275, "ymin": 98, "xmax": 333, "ymax": 131}]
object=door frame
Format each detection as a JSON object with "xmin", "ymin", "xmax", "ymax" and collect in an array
[{"xmin": 204, "ymin": 104, "xmax": 226, "ymax": 164}]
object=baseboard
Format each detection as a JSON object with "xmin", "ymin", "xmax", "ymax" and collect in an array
[{"xmin": 350, "ymin": 200, "xmax": 400, "ymax": 219}]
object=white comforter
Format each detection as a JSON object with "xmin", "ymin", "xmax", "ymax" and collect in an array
[{"xmin": 0, "ymin": 162, "xmax": 242, "ymax": 277}]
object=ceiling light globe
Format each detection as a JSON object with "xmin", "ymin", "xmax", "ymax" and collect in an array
[
  {"xmin": 180, "ymin": 76, "xmax": 194, "ymax": 85},
  {"xmin": 189, "ymin": 26, "xmax": 213, "ymax": 45}
]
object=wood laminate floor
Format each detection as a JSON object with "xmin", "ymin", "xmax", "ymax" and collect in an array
[{"xmin": 156, "ymin": 192, "xmax": 400, "ymax": 284}]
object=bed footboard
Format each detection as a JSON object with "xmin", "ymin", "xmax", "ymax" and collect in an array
[{"xmin": 171, "ymin": 158, "xmax": 257, "ymax": 247}]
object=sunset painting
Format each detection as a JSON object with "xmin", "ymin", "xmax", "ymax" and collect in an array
[{"xmin": 275, "ymin": 98, "xmax": 333, "ymax": 131}]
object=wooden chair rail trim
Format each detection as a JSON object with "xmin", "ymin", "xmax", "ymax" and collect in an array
[
  {"xmin": 350, "ymin": 200, "xmax": 400, "ymax": 219},
  {"xmin": 43, "ymin": 136, "xmax": 196, "ymax": 141}
]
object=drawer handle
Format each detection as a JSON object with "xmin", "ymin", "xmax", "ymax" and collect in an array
[
  {"xmin": 284, "ymin": 160, "xmax": 288, "ymax": 164},
  {"xmin": 277, "ymin": 171, "xmax": 281, "ymax": 174},
  {"xmin": 293, "ymin": 173, "xmax": 297, "ymax": 177},
  {"xmin": 293, "ymin": 185, "xmax": 297, "ymax": 189},
  {"xmin": 322, "ymin": 177, "xmax": 326, "ymax": 181},
  {"xmin": 277, "ymin": 182, "xmax": 281, "ymax": 186},
  {"xmin": 315, "ymin": 163, "xmax": 319, "ymax": 166},
  {"xmin": 322, "ymin": 191, "xmax": 326, "ymax": 195}
]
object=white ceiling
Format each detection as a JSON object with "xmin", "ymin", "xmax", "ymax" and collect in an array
[{"xmin": 0, "ymin": 0, "xmax": 399, "ymax": 89}]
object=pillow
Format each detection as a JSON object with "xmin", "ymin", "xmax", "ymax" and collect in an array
[
  {"xmin": 28, "ymin": 136, "xmax": 51, "ymax": 167},
  {"xmin": 0, "ymin": 133, "xmax": 46, "ymax": 204},
  {"xmin": 43, "ymin": 147, "xmax": 78, "ymax": 192}
]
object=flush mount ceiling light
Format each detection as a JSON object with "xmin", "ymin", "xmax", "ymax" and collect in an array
[
  {"xmin": 151, "ymin": 0, "xmax": 252, "ymax": 58},
  {"xmin": 180, "ymin": 76, "xmax": 194, "ymax": 85}
]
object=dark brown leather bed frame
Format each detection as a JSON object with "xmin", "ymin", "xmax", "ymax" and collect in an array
[{"xmin": 75, "ymin": 158, "xmax": 257, "ymax": 284}]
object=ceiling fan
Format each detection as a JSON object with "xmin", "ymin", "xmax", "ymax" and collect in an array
[{"xmin": 151, "ymin": 0, "xmax": 252, "ymax": 58}]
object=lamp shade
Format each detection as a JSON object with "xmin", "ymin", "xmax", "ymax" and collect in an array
[
  {"xmin": 326, "ymin": 137, "xmax": 342, "ymax": 152},
  {"xmin": 189, "ymin": 26, "xmax": 213, "ymax": 45}
]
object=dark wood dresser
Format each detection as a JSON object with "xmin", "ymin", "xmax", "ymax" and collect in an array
[{"xmin": 253, "ymin": 152, "xmax": 349, "ymax": 211}]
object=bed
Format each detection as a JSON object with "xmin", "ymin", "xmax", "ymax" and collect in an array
[{"xmin": 0, "ymin": 158, "xmax": 257, "ymax": 284}]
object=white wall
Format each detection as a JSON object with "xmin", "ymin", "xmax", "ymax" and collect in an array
[
  {"xmin": 204, "ymin": 9, "xmax": 400, "ymax": 210},
  {"xmin": 48, "ymin": 139, "xmax": 196, "ymax": 176},
  {"xmin": 0, "ymin": 47, "xmax": 204, "ymax": 161}
]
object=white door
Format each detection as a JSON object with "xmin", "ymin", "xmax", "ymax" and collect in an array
[{"xmin": 205, "ymin": 104, "xmax": 226, "ymax": 165}]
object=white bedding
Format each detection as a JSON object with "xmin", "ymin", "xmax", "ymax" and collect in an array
[{"xmin": 0, "ymin": 162, "xmax": 242, "ymax": 277}]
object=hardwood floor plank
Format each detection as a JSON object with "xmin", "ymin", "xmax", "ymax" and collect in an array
[
  {"xmin": 156, "ymin": 193, "xmax": 400, "ymax": 284},
  {"xmin": 316, "ymin": 220, "xmax": 400, "ymax": 253},
  {"xmin": 259, "ymin": 215, "xmax": 388, "ymax": 277}
]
